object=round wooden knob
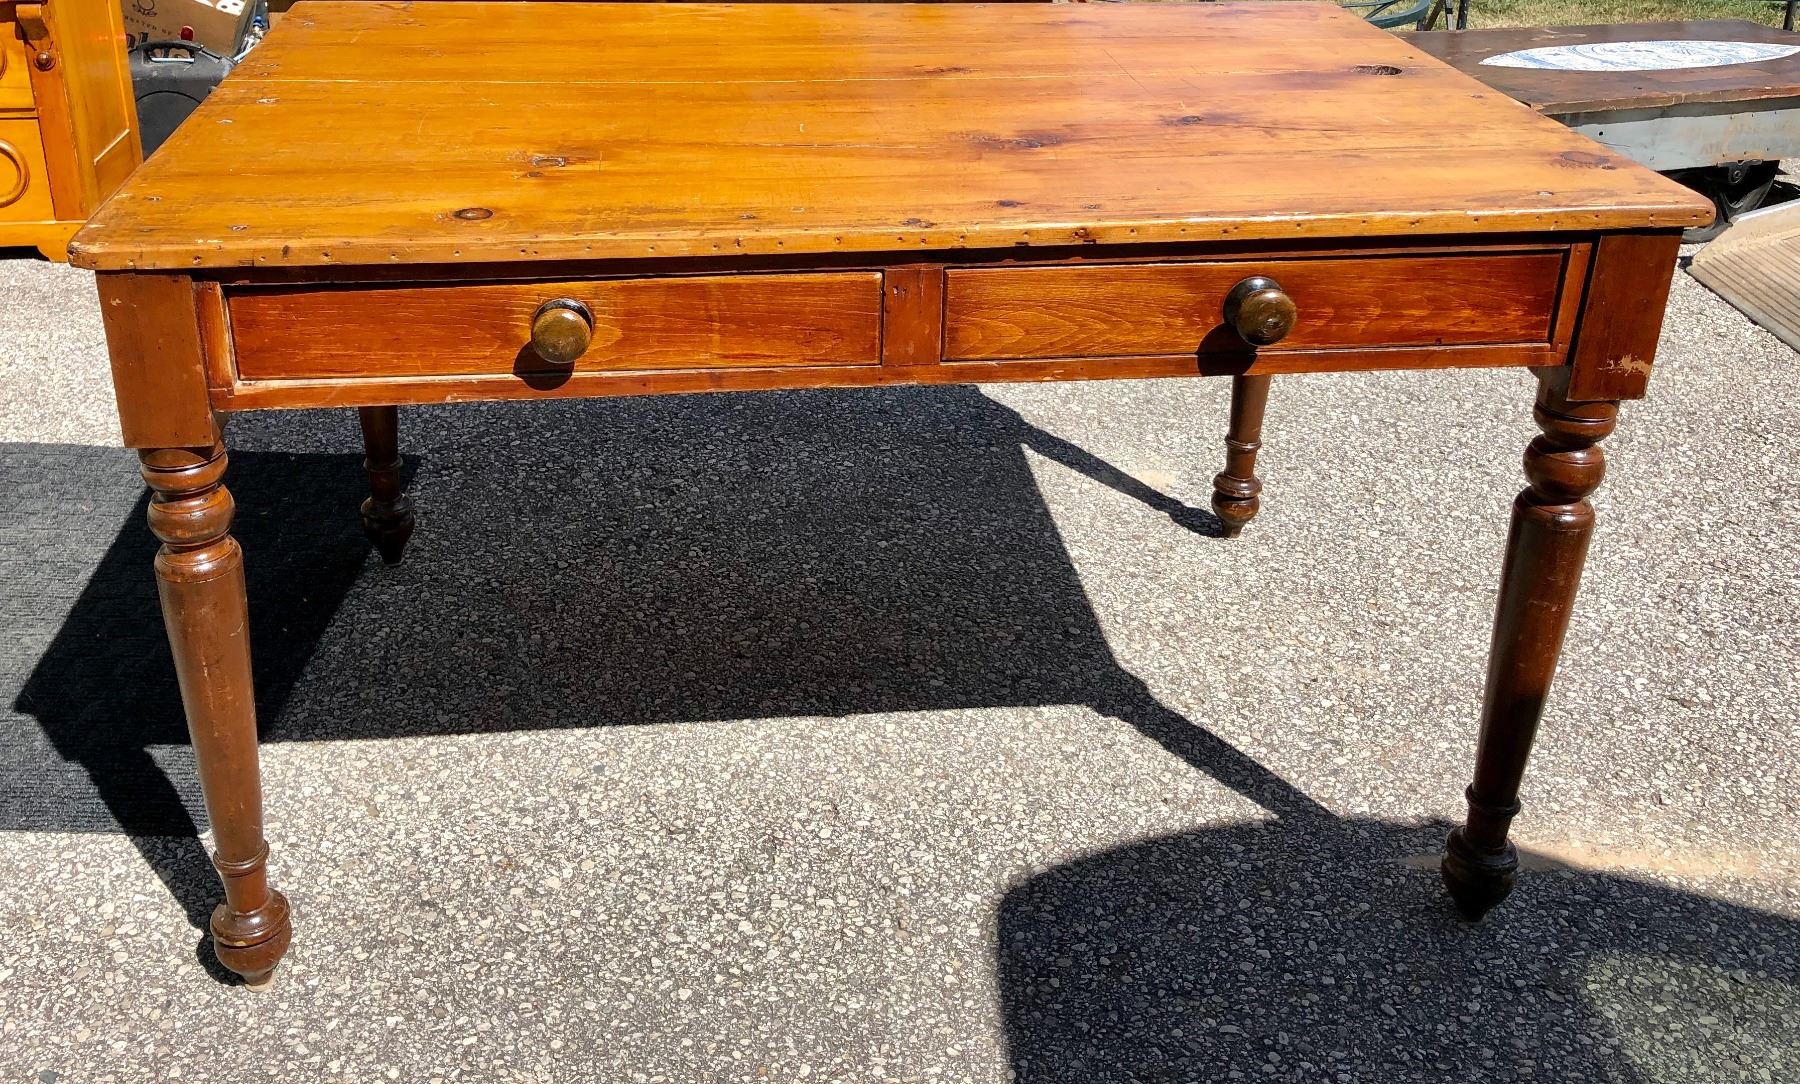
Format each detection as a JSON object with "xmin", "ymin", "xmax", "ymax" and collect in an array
[
  {"xmin": 529, "ymin": 299, "xmax": 593, "ymax": 365},
  {"xmin": 1223, "ymin": 276, "xmax": 1297, "ymax": 347}
]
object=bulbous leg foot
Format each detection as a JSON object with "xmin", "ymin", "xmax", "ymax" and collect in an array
[
  {"xmin": 1210, "ymin": 473, "xmax": 1259, "ymax": 538},
  {"xmin": 360, "ymin": 495, "xmax": 416, "ymax": 565},
  {"xmin": 212, "ymin": 886, "xmax": 293, "ymax": 987},
  {"xmin": 1441, "ymin": 826, "xmax": 1517, "ymax": 921}
]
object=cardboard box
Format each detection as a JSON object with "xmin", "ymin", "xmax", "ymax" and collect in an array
[{"xmin": 121, "ymin": 0, "xmax": 254, "ymax": 56}]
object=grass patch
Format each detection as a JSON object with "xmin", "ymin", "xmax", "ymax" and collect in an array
[{"xmin": 1462, "ymin": 0, "xmax": 1789, "ymax": 28}]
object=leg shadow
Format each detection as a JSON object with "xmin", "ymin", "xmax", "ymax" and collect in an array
[
  {"xmin": 997, "ymin": 402, "xmax": 1227, "ymax": 537},
  {"xmin": 1092, "ymin": 675, "xmax": 1331, "ymax": 826}
]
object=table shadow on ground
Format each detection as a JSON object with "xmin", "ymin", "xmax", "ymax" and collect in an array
[
  {"xmin": 6, "ymin": 386, "xmax": 1796, "ymax": 1047},
  {"xmin": 998, "ymin": 816, "xmax": 1800, "ymax": 1081},
  {"xmin": 5, "ymin": 387, "xmax": 1325, "ymax": 942}
]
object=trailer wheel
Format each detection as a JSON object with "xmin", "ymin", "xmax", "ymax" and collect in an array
[{"xmin": 1672, "ymin": 161, "xmax": 1781, "ymax": 243}]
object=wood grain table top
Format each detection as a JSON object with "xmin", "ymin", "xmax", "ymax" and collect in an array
[
  {"xmin": 1406, "ymin": 19, "xmax": 1800, "ymax": 115},
  {"xmin": 69, "ymin": 1, "xmax": 1710, "ymax": 272}
]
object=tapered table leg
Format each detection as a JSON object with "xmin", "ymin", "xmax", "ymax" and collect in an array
[
  {"xmin": 358, "ymin": 405, "xmax": 415, "ymax": 565},
  {"xmin": 1211, "ymin": 374, "xmax": 1272, "ymax": 537},
  {"xmin": 142, "ymin": 436, "xmax": 292, "ymax": 986},
  {"xmin": 1443, "ymin": 369, "xmax": 1618, "ymax": 920}
]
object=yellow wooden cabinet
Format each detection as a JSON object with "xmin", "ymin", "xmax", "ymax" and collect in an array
[{"xmin": 1, "ymin": 0, "xmax": 139, "ymax": 260}]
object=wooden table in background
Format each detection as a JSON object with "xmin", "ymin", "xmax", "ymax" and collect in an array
[
  {"xmin": 1409, "ymin": 20, "xmax": 1800, "ymax": 236},
  {"xmin": 71, "ymin": 1, "xmax": 1712, "ymax": 986},
  {"xmin": 1406, "ymin": 18, "xmax": 1800, "ymax": 116}
]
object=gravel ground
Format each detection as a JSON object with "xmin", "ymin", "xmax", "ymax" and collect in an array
[{"xmin": 0, "ymin": 249, "xmax": 1796, "ymax": 1082}]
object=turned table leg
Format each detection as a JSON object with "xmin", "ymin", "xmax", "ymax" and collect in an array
[
  {"xmin": 1443, "ymin": 370, "xmax": 1618, "ymax": 920},
  {"xmin": 1211, "ymin": 374, "xmax": 1272, "ymax": 537},
  {"xmin": 357, "ymin": 405, "xmax": 415, "ymax": 565},
  {"xmin": 142, "ymin": 438, "xmax": 293, "ymax": 985}
]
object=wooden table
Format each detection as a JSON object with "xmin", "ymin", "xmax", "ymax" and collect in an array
[{"xmin": 72, "ymin": 1, "xmax": 1711, "ymax": 987}]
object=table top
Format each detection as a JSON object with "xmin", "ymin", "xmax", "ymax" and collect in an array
[
  {"xmin": 70, "ymin": 1, "xmax": 1709, "ymax": 273},
  {"xmin": 1406, "ymin": 19, "xmax": 1800, "ymax": 115}
]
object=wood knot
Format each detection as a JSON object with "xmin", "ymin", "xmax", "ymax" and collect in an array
[
  {"xmin": 971, "ymin": 132, "xmax": 1062, "ymax": 151},
  {"xmin": 452, "ymin": 207, "xmax": 494, "ymax": 221},
  {"xmin": 1352, "ymin": 64, "xmax": 1402, "ymax": 76},
  {"xmin": 1557, "ymin": 149, "xmax": 1616, "ymax": 170}
]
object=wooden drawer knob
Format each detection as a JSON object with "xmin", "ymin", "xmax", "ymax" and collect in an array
[
  {"xmin": 1224, "ymin": 276, "xmax": 1297, "ymax": 347},
  {"xmin": 529, "ymin": 298, "xmax": 593, "ymax": 365}
]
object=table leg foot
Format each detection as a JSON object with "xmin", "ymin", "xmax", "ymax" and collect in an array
[
  {"xmin": 1211, "ymin": 374, "xmax": 1271, "ymax": 537},
  {"xmin": 142, "ymin": 435, "xmax": 294, "ymax": 985},
  {"xmin": 212, "ymin": 884, "xmax": 293, "ymax": 988},
  {"xmin": 1441, "ymin": 824, "xmax": 1517, "ymax": 921},
  {"xmin": 358, "ymin": 405, "xmax": 415, "ymax": 565},
  {"xmin": 1444, "ymin": 369, "xmax": 1617, "ymax": 920}
]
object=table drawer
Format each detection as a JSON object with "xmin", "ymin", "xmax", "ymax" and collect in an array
[
  {"xmin": 229, "ymin": 271, "xmax": 886, "ymax": 380},
  {"xmin": 943, "ymin": 251, "xmax": 1568, "ymax": 362},
  {"xmin": 0, "ymin": 20, "xmax": 35, "ymax": 113},
  {"xmin": 0, "ymin": 119, "xmax": 53, "ymax": 220}
]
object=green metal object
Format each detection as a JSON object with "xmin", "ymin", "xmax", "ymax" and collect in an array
[{"xmin": 1340, "ymin": 0, "xmax": 1449, "ymax": 31}]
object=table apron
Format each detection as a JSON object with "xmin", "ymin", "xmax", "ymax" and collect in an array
[{"xmin": 199, "ymin": 240, "xmax": 1594, "ymax": 413}]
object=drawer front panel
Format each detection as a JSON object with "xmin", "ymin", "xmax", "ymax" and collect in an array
[
  {"xmin": 230, "ymin": 272, "xmax": 886, "ymax": 380},
  {"xmin": 0, "ymin": 22, "xmax": 34, "ymax": 112},
  {"xmin": 943, "ymin": 251, "xmax": 1566, "ymax": 362},
  {"xmin": 0, "ymin": 119, "xmax": 52, "ymax": 219}
]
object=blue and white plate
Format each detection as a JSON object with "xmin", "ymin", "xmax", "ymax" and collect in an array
[{"xmin": 1481, "ymin": 40, "xmax": 1800, "ymax": 72}]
